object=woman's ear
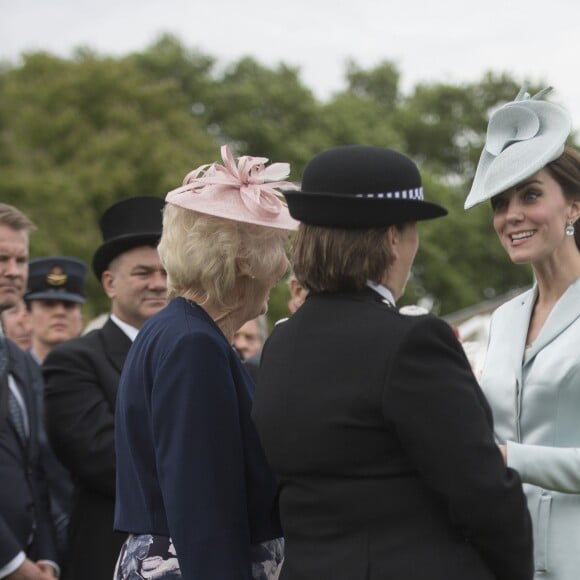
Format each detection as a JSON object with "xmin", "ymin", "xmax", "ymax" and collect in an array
[
  {"xmin": 568, "ymin": 199, "xmax": 580, "ymax": 223},
  {"xmin": 235, "ymin": 257, "xmax": 255, "ymax": 279},
  {"xmin": 101, "ymin": 270, "xmax": 116, "ymax": 300},
  {"xmin": 386, "ymin": 225, "xmax": 400, "ymax": 260}
]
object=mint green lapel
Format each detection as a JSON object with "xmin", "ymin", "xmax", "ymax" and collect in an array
[
  {"xmin": 506, "ymin": 287, "xmax": 536, "ymax": 383},
  {"xmin": 524, "ymin": 279, "xmax": 580, "ymax": 366}
]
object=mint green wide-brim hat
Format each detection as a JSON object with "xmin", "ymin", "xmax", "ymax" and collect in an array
[{"xmin": 465, "ymin": 85, "xmax": 572, "ymax": 210}]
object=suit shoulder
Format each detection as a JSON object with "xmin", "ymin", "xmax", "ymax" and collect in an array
[
  {"xmin": 6, "ymin": 337, "xmax": 27, "ymax": 361},
  {"xmin": 388, "ymin": 312, "xmax": 460, "ymax": 350},
  {"xmin": 404, "ymin": 311, "xmax": 456, "ymax": 333},
  {"xmin": 42, "ymin": 330, "xmax": 108, "ymax": 373},
  {"xmin": 6, "ymin": 339, "xmax": 42, "ymax": 386},
  {"xmin": 7, "ymin": 338, "xmax": 36, "ymax": 371},
  {"xmin": 48, "ymin": 332, "xmax": 97, "ymax": 355}
]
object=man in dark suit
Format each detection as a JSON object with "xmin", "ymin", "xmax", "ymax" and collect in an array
[
  {"xmin": 43, "ymin": 196, "xmax": 167, "ymax": 580},
  {"xmin": 0, "ymin": 203, "xmax": 59, "ymax": 579}
]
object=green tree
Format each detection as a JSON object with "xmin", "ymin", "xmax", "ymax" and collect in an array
[
  {"xmin": 0, "ymin": 45, "xmax": 217, "ymax": 315},
  {"xmin": 1, "ymin": 43, "xmax": 577, "ymax": 321},
  {"xmin": 202, "ymin": 56, "xmax": 324, "ymax": 179},
  {"xmin": 344, "ymin": 59, "xmax": 400, "ymax": 107}
]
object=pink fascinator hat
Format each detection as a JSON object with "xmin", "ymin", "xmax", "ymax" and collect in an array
[{"xmin": 166, "ymin": 145, "xmax": 299, "ymax": 231}]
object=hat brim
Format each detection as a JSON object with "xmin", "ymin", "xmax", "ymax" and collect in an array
[
  {"xmin": 284, "ymin": 190, "xmax": 447, "ymax": 228},
  {"xmin": 465, "ymin": 138, "xmax": 565, "ymax": 209},
  {"xmin": 92, "ymin": 233, "xmax": 161, "ymax": 280},
  {"xmin": 25, "ymin": 291, "xmax": 85, "ymax": 304},
  {"xmin": 165, "ymin": 192, "xmax": 299, "ymax": 231}
]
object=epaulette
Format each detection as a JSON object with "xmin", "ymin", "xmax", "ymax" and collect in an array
[{"xmin": 398, "ymin": 305, "xmax": 430, "ymax": 316}]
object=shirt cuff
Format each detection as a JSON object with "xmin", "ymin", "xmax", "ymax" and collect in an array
[
  {"xmin": 0, "ymin": 551, "xmax": 26, "ymax": 578},
  {"xmin": 38, "ymin": 560, "xmax": 61, "ymax": 578}
]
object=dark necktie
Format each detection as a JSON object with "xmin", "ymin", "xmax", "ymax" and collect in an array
[{"xmin": 0, "ymin": 330, "xmax": 8, "ymax": 422}]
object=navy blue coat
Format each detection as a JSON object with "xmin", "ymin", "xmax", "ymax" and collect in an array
[
  {"xmin": 115, "ymin": 297, "xmax": 281, "ymax": 579},
  {"xmin": 0, "ymin": 339, "xmax": 57, "ymax": 567}
]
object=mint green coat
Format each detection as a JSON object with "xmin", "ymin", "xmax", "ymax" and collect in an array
[{"xmin": 481, "ymin": 279, "xmax": 580, "ymax": 579}]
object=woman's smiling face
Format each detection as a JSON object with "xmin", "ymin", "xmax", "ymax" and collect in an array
[{"xmin": 491, "ymin": 168, "xmax": 578, "ymax": 265}]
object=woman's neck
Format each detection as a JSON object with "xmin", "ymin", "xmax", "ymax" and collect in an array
[
  {"xmin": 212, "ymin": 309, "xmax": 242, "ymax": 344},
  {"xmin": 526, "ymin": 250, "xmax": 580, "ymax": 346},
  {"xmin": 181, "ymin": 292, "xmax": 246, "ymax": 343},
  {"xmin": 532, "ymin": 250, "xmax": 580, "ymax": 307}
]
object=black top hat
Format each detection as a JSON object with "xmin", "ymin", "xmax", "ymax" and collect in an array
[
  {"xmin": 284, "ymin": 146, "xmax": 447, "ymax": 227},
  {"xmin": 25, "ymin": 257, "xmax": 88, "ymax": 304},
  {"xmin": 92, "ymin": 196, "xmax": 165, "ymax": 279}
]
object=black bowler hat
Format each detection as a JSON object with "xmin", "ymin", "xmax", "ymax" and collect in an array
[
  {"xmin": 284, "ymin": 145, "xmax": 447, "ymax": 227},
  {"xmin": 25, "ymin": 257, "xmax": 87, "ymax": 304},
  {"xmin": 92, "ymin": 196, "xmax": 165, "ymax": 279}
]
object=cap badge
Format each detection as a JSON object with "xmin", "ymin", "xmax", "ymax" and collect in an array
[{"xmin": 47, "ymin": 266, "xmax": 68, "ymax": 286}]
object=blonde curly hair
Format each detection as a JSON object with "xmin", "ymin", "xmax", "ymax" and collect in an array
[{"xmin": 158, "ymin": 204, "xmax": 289, "ymax": 309}]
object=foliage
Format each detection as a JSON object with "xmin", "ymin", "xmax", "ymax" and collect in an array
[
  {"xmin": 0, "ymin": 44, "xmax": 217, "ymax": 315},
  {"xmin": 0, "ymin": 35, "xmax": 576, "ymax": 323},
  {"xmin": 202, "ymin": 56, "xmax": 324, "ymax": 178}
]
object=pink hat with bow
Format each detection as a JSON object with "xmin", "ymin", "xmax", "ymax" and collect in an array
[{"xmin": 165, "ymin": 145, "xmax": 299, "ymax": 231}]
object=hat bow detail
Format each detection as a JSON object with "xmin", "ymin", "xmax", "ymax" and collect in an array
[
  {"xmin": 485, "ymin": 105, "xmax": 540, "ymax": 156},
  {"xmin": 169, "ymin": 145, "xmax": 295, "ymax": 220}
]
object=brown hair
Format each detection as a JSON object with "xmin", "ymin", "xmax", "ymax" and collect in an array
[
  {"xmin": 546, "ymin": 146, "xmax": 580, "ymax": 250},
  {"xmin": 292, "ymin": 224, "xmax": 396, "ymax": 293},
  {"xmin": 0, "ymin": 203, "xmax": 36, "ymax": 232}
]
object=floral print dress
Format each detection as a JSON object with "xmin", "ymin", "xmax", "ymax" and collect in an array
[{"xmin": 114, "ymin": 534, "xmax": 284, "ymax": 580}]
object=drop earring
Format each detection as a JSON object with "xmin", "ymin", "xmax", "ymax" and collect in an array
[{"xmin": 565, "ymin": 219, "xmax": 575, "ymax": 237}]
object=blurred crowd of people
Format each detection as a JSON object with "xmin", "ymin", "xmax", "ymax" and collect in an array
[{"xmin": 0, "ymin": 84, "xmax": 579, "ymax": 580}]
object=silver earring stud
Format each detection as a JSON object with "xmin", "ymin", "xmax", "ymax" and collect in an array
[{"xmin": 565, "ymin": 219, "xmax": 575, "ymax": 237}]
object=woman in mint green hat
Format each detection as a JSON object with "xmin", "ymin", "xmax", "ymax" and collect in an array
[{"xmin": 465, "ymin": 85, "xmax": 580, "ymax": 579}]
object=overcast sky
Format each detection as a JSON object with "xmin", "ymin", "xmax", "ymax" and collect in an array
[{"xmin": 2, "ymin": 0, "xmax": 578, "ymax": 126}]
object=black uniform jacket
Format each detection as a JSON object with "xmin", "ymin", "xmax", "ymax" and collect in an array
[
  {"xmin": 0, "ymin": 339, "xmax": 57, "ymax": 567},
  {"xmin": 43, "ymin": 318, "xmax": 129, "ymax": 580},
  {"xmin": 253, "ymin": 289, "xmax": 534, "ymax": 580}
]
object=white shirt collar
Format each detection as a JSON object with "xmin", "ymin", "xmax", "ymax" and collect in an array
[
  {"xmin": 110, "ymin": 314, "xmax": 139, "ymax": 342},
  {"xmin": 366, "ymin": 280, "xmax": 396, "ymax": 307},
  {"xmin": 29, "ymin": 349, "xmax": 42, "ymax": 366}
]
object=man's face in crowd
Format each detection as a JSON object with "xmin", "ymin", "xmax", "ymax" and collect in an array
[
  {"xmin": 28, "ymin": 299, "xmax": 83, "ymax": 351},
  {"xmin": 0, "ymin": 225, "xmax": 28, "ymax": 313},
  {"xmin": 234, "ymin": 318, "xmax": 263, "ymax": 361},
  {"xmin": 102, "ymin": 245, "xmax": 167, "ymax": 329},
  {"xmin": 1, "ymin": 298, "xmax": 32, "ymax": 350}
]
